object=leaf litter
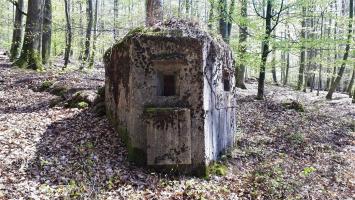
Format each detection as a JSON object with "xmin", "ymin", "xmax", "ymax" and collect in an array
[{"xmin": 0, "ymin": 53, "xmax": 354, "ymax": 199}]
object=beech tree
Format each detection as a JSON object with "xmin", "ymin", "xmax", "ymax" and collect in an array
[
  {"xmin": 326, "ymin": 0, "xmax": 353, "ymax": 99},
  {"xmin": 235, "ymin": 0, "xmax": 247, "ymax": 89},
  {"xmin": 13, "ymin": 0, "xmax": 43, "ymax": 70},
  {"xmin": 42, "ymin": 0, "xmax": 52, "ymax": 64},
  {"xmin": 253, "ymin": 0, "xmax": 285, "ymax": 100},
  {"xmin": 9, "ymin": 0, "xmax": 24, "ymax": 62},
  {"xmin": 64, "ymin": 0, "xmax": 72, "ymax": 68},
  {"xmin": 82, "ymin": 0, "xmax": 93, "ymax": 66}
]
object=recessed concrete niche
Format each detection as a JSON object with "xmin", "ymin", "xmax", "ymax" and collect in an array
[{"xmin": 104, "ymin": 20, "xmax": 237, "ymax": 176}]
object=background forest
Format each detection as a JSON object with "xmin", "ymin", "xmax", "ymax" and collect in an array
[{"xmin": 0, "ymin": 0, "xmax": 354, "ymax": 99}]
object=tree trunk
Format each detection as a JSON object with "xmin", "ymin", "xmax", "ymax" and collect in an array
[
  {"xmin": 185, "ymin": 0, "xmax": 191, "ymax": 17},
  {"xmin": 256, "ymin": 0, "xmax": 272, "ymax": 100},
  {"xmin": 79, "ymin": 2, "xmax": 84, "ymax": 60},
  {"xmin": 89, "ymin": 0, "xmax": 99, "ymax": 68},
  {"xmin": 14, "ymin": 0, "xmax": 43, "ymax": 70},
  {"xmin": 317, "ymin": 13, "xmax": 324, "ymax": 96},
  {"xmin": 326, "ymin": 0, "xmax": 353, "ymax": 100},
  {"xmin": 114, "ymin": 0, "xmax": 119, "ymax": 39},
  {"xmin": 227, "ymin": 0, "xmax": 235, "ymax": 38},
  {"xmin": 208, "ymin": 0, "xmax": 215, "ymax": 30},
  {"xmin": 82, "ymin": 0, "xmax": 93, "ymax": 66},
  {"xmin": 178, "ymin": 0, "xmax": 182, "ymax": 17},
  {"xmin": 346, "ymin": 65, "xmax": 355, "ymax": 97},
  {"xmin": 235, "ymin": 0, "xmax": 247, "ymax": 89},
  {"xmin": 271, "ymin": 38, "xmax": 278, "ymax": 84},
  {"xmin": 218, "ymin": 0, "xmax": 229, "ymax": 42},
  {"xmin": 145, "ymin": 0, "xmax": 163, "ymax": 27},
  {"xmin": 297, "ymin": 7, "xmax": 306, "ymax": 90},
  {"xmin": 42, "ymin": 0, "xmax": 52, "ymax": 64},
  {"xmin": 10, "ymin": 0, "xmax": 24, "ymax": 62},
  {"xmin": 64, "ymin": 0, "xmax": 72, "ymax": 68}
]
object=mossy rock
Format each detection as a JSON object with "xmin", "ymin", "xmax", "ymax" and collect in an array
[
  {"xmin": 38, "ymin": 80, "xmax": 54, "ymax": 92},
  {"xmin": 49, "ymin": 84, "xmax": 69, "ymax": 97},
  {"xmin": 77, "ymin": 101, "xmax": 89, "ymax": 109},
  {"xmin": 66, "ymin": 90, "xmax": 97, "ymax": 108},
  {"xmin": 49, "ymin": 97, "xmax": 63, "ymax": 108},
  {"xmin": 282, "ymin": 100, "xmax": 305, "ymax": 112}
]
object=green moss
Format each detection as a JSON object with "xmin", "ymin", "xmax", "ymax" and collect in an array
[
  {"xmin": 77, "ymin": 101, "xmax": 89, "ymax": 109},
  {"xmin": 144, "ymin": 107, "xmax": 176, "ymax": 113},
  {"xmin": 116, "ymin": 126, "xmax": 146, "ymax": 166},
  {"xmin": 50, "ymin": 85, "xmax": 68, "ymax": 97},
  {"xmin": 13, "ymin": 50, "xmax": 43, "ymax": 71},
  {"xmin": 39, "ymin": 80, "xmax": 54, "ymax": 91},
  {"xmin": 127, "ymin": 26, "xmax": 146, "ymax": 36},
  {"xmin": 206, "ymin": 162, "xmax": 228, "ymax": 177},
  {"xmin": 127, "ymin": 147, "xmax": 146, "ymax": 166},
  {"xmin": 287, "ymin": 132, "xmax": 305, "ymax": 145}
]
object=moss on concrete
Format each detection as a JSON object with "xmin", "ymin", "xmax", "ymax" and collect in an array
[
  {"xmin": 115, "ymin": 126, "xmax": 147, "ymax": 166},
  {"xmin": 144, "ymin": 107, "xmax": 176, "ymax": 113}
]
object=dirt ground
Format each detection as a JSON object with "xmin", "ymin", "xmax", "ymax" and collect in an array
[{"xmin": 0, "ymin": 52, "xmax": 354, "ymax": 199}]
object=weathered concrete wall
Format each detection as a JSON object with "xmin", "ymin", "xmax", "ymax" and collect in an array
[
  {"xmin": 203, "ymin": 40, "xmax": 237, "ymax": 162},
  {"xmin": 104, "ymin": 20, "xmax": 236, "ymax": 175},
  {"xmin": 145, "ymin": 108, "xmax": 191, "ymax": 165}
]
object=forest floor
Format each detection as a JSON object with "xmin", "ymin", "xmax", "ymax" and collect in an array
[{"xmin": 0, "ymin": 51, "xmax": 354, "ymax": 200}]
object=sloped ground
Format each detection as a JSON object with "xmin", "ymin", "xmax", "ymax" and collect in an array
[{"xmin": 0, "ymin": 52, "xmax": 354, "ymax": 199}]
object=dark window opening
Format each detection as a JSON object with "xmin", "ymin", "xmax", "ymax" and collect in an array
[
  {"xmin": 223, "ymin": 72, "xmax": 231, "ymax": 92},
  {"xmin": 162, "ymin": 75, "xmax": 176, "ymax": 96}
]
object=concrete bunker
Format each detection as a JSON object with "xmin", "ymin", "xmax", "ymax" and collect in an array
[{"xmin": 104, "ymin": 20, "xmax": 237, "ymax": 176}]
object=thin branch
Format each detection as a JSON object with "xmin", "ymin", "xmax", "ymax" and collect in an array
[
  {"xmin": 252, "ymin": 0, "xmax": 266, "ymax": 19},
  {"xmin": 6, "ymin": 0, "xmax": 27, "ymax": 16}
]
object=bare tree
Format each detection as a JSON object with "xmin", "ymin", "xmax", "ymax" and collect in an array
[
  {"xmin": 64, "ymin": 0, "xmax": 72, "ymax": 68},
  {"xmin": 89, "ymin": 0, "xmax": 99, "ymax": 68},
  {"xmin": 253, "ymin": 0, "xmax": 285, "ymax": 99},
  {"xmin": 297, "ymin": 9, "xmax": 306, "ymax": 90},
  {"xmin": 326, "ymin": 0, "xmax": 353, "ymax": 99},
  {"xmin": 82, "ymin": 0, "xmax": 93, "ymax": 67}
]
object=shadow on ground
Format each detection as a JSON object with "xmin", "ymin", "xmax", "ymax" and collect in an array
[{"xmin": 26, "ymin": 110, "xmax": 159, "ymax": 198}]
